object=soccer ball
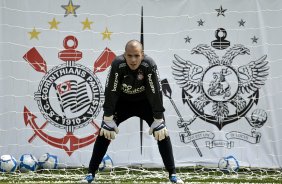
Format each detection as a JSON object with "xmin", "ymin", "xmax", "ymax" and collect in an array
[
  {"xmin": 0, "ymin": 155, "xmax": 17, "ymax": 173},
  {"xmin": 218, "ymin": 155, "xmax": 239, "ymax": 173},
  {"xmin": 19, "ymin": 154, "xmax": 39, "ymax": 172},
  {"xmin": 38, "ymin": 153, "xmax": 58, "ymax": 169},
  {"xmin": 99, "ymin": 154, "xmax": 113, "ymax": 171}
]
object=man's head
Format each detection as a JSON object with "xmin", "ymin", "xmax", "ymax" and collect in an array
[{"xmin": 124, "ymin": 40, "xmax": 144, "ymax": 70}]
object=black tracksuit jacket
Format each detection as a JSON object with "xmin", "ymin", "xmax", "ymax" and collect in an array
[{"xmin": 103, "ymin": 54, "xmax": 165, "ymax": 120}]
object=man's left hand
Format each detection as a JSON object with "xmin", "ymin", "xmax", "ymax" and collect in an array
[{"xmin": 149, "ymin": 119, "xmax": 168, "ymax": 141}]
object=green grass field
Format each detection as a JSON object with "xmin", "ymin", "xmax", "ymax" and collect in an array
[{"xmin": 0, "ymin": 167, "xmax": 281, "ymax": 183}]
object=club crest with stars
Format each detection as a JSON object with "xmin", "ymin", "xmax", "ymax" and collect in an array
[
  {"xmin": 166, "ymin": 5, "xmax": 270, "ymax": 152},
  {"xmin": 22, "ymin": 0, "xmax": 116, "ymax": 156}
]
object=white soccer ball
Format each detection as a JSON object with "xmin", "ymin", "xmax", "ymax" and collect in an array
[
  {"xmin": 0, "ymin": 155, "xmax": 17, "ymax": 173},
  {"xmin": 99, "ymin": 154, "xmax": 113, "ymax": 171},
  {"xmin": 38, "ymin": 153, "xmax": 58, "ymax": 170},
  {"xmin": 19, "ymin": 154, "xmax": 39, "ymax": 172},
  {"xmin": 218, "ymin": 155, "xmax": 239, "ymax": 173}
]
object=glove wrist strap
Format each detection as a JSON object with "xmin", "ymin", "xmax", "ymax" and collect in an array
[
  {"xmin": 154, "ymin": 118, "xmax": 164, "ymax": 123},
  {"xmin": 104, "ymin": 115, "xmax": 113, "ymax": 122}
]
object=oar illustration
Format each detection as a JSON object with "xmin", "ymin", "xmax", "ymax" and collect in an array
[{"xmin": 161, "ymin": 79, "xmax": 203, "ymax": 157}]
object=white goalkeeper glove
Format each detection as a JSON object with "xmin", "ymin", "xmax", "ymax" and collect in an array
[
  {"xmin": 100, "ymin": 116, "xmax": 119, "ymax": 140},
  {"xmin": 149, "ymin": 119, "xmax": 168, "ymax": 141}
]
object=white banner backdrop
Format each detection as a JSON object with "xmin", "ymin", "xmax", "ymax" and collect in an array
[{"xmin": 0, "ymin": 0, "xmax": 282, "ymax": 169}]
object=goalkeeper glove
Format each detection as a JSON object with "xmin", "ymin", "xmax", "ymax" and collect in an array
[
  {"xmin": 149, "ymin": 119, "xmax": 168, "ymax": 141},
  {"xmin": 100, "ymin": 116, "xmax": 119, "ymax": 140}
]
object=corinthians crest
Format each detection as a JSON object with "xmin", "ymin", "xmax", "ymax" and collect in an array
[
  {"xmin": 22, "ymin": 36, "xmax": 115, "ymax": 155},
  {"xmin": 163, "ymin": 29, "xmax": 269, "ymax": 155}
]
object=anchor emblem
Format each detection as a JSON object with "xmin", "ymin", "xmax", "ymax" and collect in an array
[{"xmin": 23, "ymin": 35, "xmax": 116, "ymax": 155}]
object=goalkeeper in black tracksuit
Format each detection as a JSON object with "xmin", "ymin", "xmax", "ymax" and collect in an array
[{"xmin": 81, "ymin": 40, "xmax": 183, "ymax": 183}]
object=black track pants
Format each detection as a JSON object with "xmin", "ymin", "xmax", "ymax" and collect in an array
[{"xmin": 88, "ymin": 135, "xmax": 176, "ymax": 177}]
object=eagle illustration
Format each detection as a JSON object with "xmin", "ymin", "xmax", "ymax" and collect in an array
[{"xmin": 172, "ymin": 44, "xmax": 269, "ymax": 128}]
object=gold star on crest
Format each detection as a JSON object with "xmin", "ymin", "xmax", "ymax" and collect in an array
[
  {"xmin": 48, "ymin": 18, "xmax": 60, "ymax": 29},
  {"xmin": 61, "ymin": 0, "xmax": 80, "ymax": 17},
  {"xmin": 101, "ymin": 27, "xmax": 113, "ymax": 40},
  {"xmin": 29, "ymin": 27, "xmax": 41, "ymax": 40},
  {"xmin": 81, "ymin": 18, "xmax": 93, "ymax": 30}
]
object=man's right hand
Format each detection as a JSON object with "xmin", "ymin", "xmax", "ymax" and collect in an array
[{"xmin": 100, "ymin": 116, "xmax": 119, "ymax": 140}]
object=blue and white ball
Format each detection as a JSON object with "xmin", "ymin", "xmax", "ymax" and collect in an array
[
  {"xmin": 218, "ymin": 155, "xmax": 239, "ymax": 173},
  {"xmin": 19, "ymin": 154, "xmax": 39, "ymax": 172},
  {"xmin": 99, "ymin": 154, "xmax": 113, "ymax": 171},
  {"xmin": 0, "ymin": 155, "xmax": 17, "ymax": 173},
  {"xmin": 38, "ymin": 153, "xmax": 58, "ymax": 170}
]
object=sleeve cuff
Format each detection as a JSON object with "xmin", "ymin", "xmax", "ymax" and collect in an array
[{"xmin": 153, "ymin": 112, "xmax": 164, "ymax": 120}]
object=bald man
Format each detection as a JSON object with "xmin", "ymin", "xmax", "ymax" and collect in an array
[{"xmin": 82, "ymin": 40, "xmax": 183, "ymax": 183}]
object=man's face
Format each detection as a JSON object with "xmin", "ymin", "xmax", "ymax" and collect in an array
[{"xmin": 124, "ymin": 45, "xmax": 144, "ymax": 70}]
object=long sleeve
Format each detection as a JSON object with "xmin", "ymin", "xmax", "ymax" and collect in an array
[
  {"xmin": 145, "ymin": 64, "xmax": 165, "ymax": 119},
  {"xmin": 103, "ymin": 62, "xmax": 121, "ymax": 117}
]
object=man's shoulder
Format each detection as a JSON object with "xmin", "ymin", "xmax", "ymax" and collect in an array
[
  {"xmin": 112, "ymin": 55, "xmax": 127, "ymax": 68},
  {"xmin": 141, "ymin": 55, "xmax": 156, "ymax": 68}
]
